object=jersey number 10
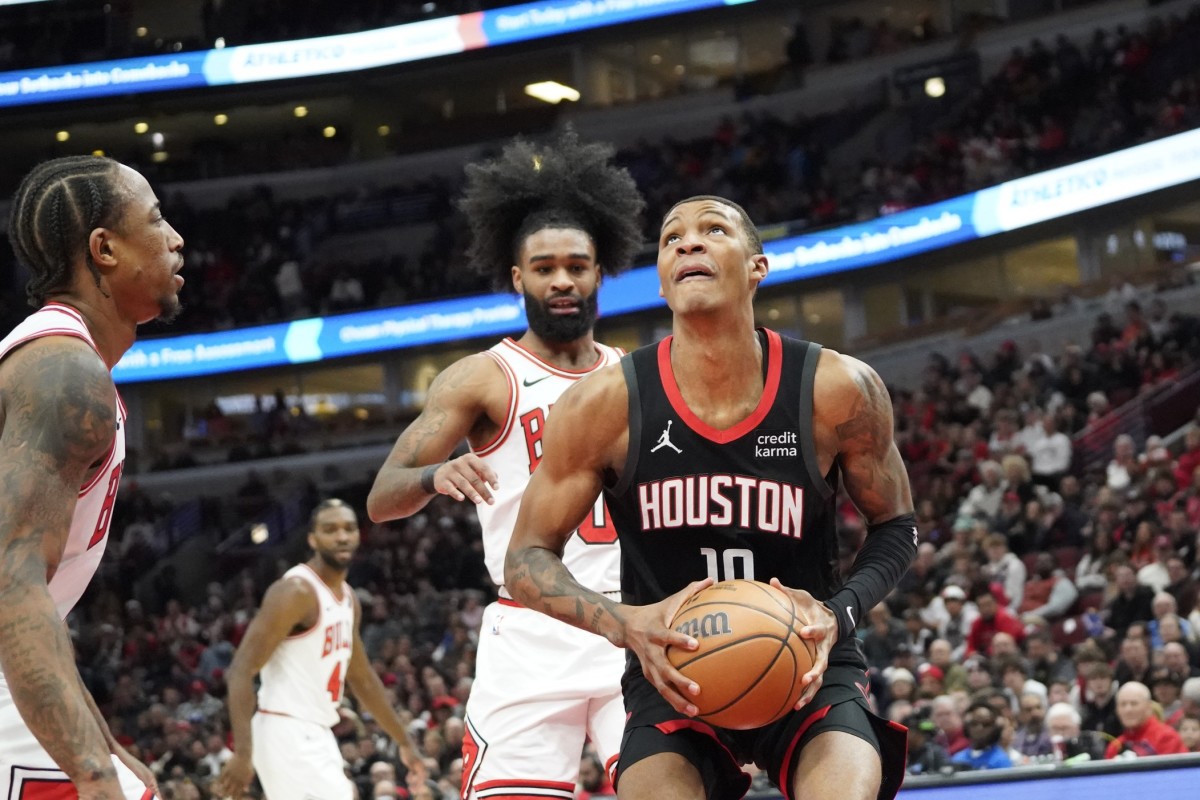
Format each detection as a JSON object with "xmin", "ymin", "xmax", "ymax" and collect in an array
[{"xmin": 700, "ymin": 547, "xmax": 755, "ymax": 582}]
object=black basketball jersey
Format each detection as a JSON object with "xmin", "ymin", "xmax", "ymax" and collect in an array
[{"xmin": 605, "ymin": 328, "xmax": 864, "ymax": 665}]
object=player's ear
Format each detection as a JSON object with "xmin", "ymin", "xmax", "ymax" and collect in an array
[
  {"xmin": 750, "ymin": 254, "xmax": 769, "ymax": 285},
  {"xmin": 511, "ymin": 265, "xmax": 523, "ymax": 294}
]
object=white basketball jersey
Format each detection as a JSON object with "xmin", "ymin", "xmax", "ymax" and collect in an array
[
  {"xmin": 473, "ymin": 338, "xmax": 622, "ymax": 595},
  {"xmin": 0, "ymin": 302, "xmax": 126, "ymax": 620},
  {"xmin": 256, "ymin": 564, "xmax": 356, "ymax": 727}
]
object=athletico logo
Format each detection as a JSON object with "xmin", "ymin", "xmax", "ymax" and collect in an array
[{"xmin": 675, "ymin": 611, "xmax": 731, "ymax": 639}]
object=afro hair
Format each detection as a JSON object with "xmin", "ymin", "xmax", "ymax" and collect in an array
[{"xmin": 458, "ymin": 127, "xmax": 646, "ymax": 290}]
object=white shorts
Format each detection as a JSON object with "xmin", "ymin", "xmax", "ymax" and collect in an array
[
  {"xmin": 252, "ymin": 711, "xmax": 352, "ymax": 800},
  {"xmin": 462, "ymin": 600, "xmax": 625, "ymax": 800},
  {"xmin": 0, "ymin": 687, "xmax": 152, "ymax": 799}
]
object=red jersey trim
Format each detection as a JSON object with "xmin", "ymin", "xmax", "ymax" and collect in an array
[
  {"xmin": 776, "ymin": 704, "xmax": 832, "ymax": 800},
  {"xmin": 650, "ymin": 718, "xmax": 744, "ymax": 782},
  {"xmin": 497, "ymin": 597, "xmax": 522, "ymax": 608},
  {"xmin": 474, "ymin": 350, "xmax": 518, "ymax": 456},
  {"xmin": 299, "ymin": 563, "xmax": 351, "ymax": 605},
  {"xmin": 496, "ymin": 337, "xmax": 609, "ymax": 377},
  {"xmin": 283, "ymin": 567, "xmax": 332, "ymax": 640},
  {"xmin": 657, "ymin": 328, "xmax": 782, "ymax": 444},
  {"xmin": 474, "ymin": 779, "xmax": 575, "ymax": 800}
]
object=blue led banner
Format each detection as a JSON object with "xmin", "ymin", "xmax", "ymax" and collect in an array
[
  {"xmin": 112, "ymin": 126, "xmax": 1200, "ymax": 383},
  {"xmin": 0, "ymin": 0, "xmax": 749, "ymax": 108}
]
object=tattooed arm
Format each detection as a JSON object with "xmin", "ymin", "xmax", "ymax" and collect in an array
[
  {"xmin": 505, "ymin": 367, "xmax": 710, "ymax": 715},
  {"xmin": 367, "ymin": 354, "xmax": 503, "ymax": 521},
  {"xmin": 0, "ymin": 337, "xmax": 126, "ymax": 798},
  {"xmin": 774, "ymin": 350, "xmax": 916, "ymax": 706}
]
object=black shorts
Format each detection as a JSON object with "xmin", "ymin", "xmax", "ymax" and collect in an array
[{"xmin": 616, "ymin": 663, "xmax": 907, "ymax": 800}]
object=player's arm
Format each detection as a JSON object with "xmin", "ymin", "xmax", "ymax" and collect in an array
[
  {"xmin": 344, "ymin": 594, "xmax": 427, "ymax": 785},
  {"xmin": 78, "ymin": 671, "xmax": 159, "ymax": 795},
  {"xmin": 781, "ymin": 351, "xmax": 916, "ymax": 704},
  {"xmin": 213, "ymin": 577, "xmax": 316, "ymax": 799},
  {"xmin": 367, "ymin": 355, "xmax": 502, "ymax": 521},
  {"xmin": 504, "ymin": 367, "xmax": 710, "ymax": 715},
  {"xmin": 0, "ymin": 337, "xmax": 126, "ymax": 798}
]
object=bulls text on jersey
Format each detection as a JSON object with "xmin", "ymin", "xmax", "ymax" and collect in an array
[
  {"xmin": 322, "ymin": 620, "xmax": 352, "ymax": 657},
  {"xmin": 637, "ymin": 473, "xmax": 805, "ymax": 536}
]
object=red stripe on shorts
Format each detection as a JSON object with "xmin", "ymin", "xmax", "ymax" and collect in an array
[
  {"xmin": 776, "ymin": 704, "xmax": 832, "ymax": 800},
  {"xmin": 18, "ymin": 780, "xmax": 76, "ymax": 799}
]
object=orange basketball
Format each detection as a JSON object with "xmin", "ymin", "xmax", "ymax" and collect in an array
[{"xmin": 666, "ymin": 579, "xmax": 814, "ymax": 730}]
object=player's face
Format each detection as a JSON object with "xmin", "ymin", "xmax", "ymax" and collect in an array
[
  {"xmin": 107, "ymin": 165, "xmax": 185, "ymax": 324},
  {"xmin": 512, "ymin": 227, "xmax": 600, "ymax": 343},
  {"xmin": 657, "ymin": 200, "xmax": 766, "ymax": 315},
  {"xmin": 308, "ymin": 505, "xmax": 360, "ymax": 570}
]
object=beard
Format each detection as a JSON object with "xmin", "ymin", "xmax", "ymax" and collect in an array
[
  {"xmin": 317, "ymin": 549, "xmax": 351, "ymax": 571},
  {"xmin": 157, "ymin": 294, "xmax": 183, "ymax": 324},
  {"xmin": 523, "ymin": 289, "xmax": 598, "ymax": 343}
]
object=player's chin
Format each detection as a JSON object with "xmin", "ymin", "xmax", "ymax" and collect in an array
[{"xmin": 156, "ymin": 294, "xmax": 183, "ymax": 324}]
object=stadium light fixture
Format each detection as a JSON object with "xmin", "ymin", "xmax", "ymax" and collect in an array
[
  {"xmin": 323, "ymin": 126, "xmax": 337, "ymax": 138},
  {"xmin": 524, "ymin": 81, "xmax": 580, "ymax": 104},
  {"xmin": 214, "ymin": 113, "xmax": 228, "ymax": 125},
  {"xmin": 924, "ymin": 76, "xmax": 946, "ymax": 98},
  {"xmin": 55, "ymin": 130, "xmax": 69, "ymax": 142},
  {"xmin": 294, "ymin": 105, "xmax": 308, "ymax": 118}
]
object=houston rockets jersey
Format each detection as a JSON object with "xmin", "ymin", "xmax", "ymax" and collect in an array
[
  {"xmin": 604, "ymin": 329, "xmax": 863, "ymax": 665},
  {"xmin": 0, "ymin": 302, "xmax": 126, "ymax": 620},
  {"xmin": 473, "ymin": 337, "xmax": 623, "ymax": 595},
  {"xmin": 257, "ymin": 564, "xmax": 356, "ymax": 727}
]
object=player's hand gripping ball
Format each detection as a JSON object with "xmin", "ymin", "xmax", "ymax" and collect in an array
[{"xmin": 667, "ymin": 579, "xmax": 815, "ymax": 729}]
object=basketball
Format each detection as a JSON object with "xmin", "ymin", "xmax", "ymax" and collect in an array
[{"xmin": 666, "ymin": 579, "xmax": 814, "ymax": 730}]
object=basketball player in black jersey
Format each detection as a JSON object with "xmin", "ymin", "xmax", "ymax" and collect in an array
[{"xmin": 504, "ymin": 196, "xmax": 916, "ymax": 800}]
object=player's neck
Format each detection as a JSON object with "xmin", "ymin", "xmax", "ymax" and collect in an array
[
  {"xmin": 44, "ymin": 294, "xmax": 137, "ymax": 369},
  {"xmin": 306, "ymin": 558, "xmax": 349, "ymax": 597},
  {"xmin": 516, "ymin": 329, "xmax": 599, "ymax": 371},
  {"xmin": 670, "ymin": 315, "xmax": 762, "ymax": 389}
]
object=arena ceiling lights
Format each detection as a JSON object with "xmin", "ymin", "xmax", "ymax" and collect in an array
[{"xmin": 523, "ymin": 80, "xmax": 580, "ymax": 103}]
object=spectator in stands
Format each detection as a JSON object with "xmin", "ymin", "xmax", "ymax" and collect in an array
[
  {"xmin": 1114, "ymin": 635, "xmax": 1153, "ymax": 686},
  {"xmin": 1161, "ymin": 642, "xmax": 1200, "ymax": 679},
  {"xmin": 1027, "ymin": 414, "xmax": 1073, "ymax": 491},
  {"xmin": 1106, "ymin": 564, "xmax": 1156, "ymax": 638},
  {"xmin": 930, "ymin": 695, "xmax": 969, "ymax": 756},
  {"xmin": 1105, "ymin": 681, "xmax": 1187, "ymax": 758},
  {"xmin": 1045, "ymin": 703, "xmax": 1108, "ymax": 761},
  {"xmin": 1149, "ymin": 592, "xmax": 1193, "ymax": 649},
  {"xmin": 576, "ymin": 751, "xmax": 614, "ymax": 799},
  {"xmin": 905, "ymin": 711, "xmax": 951, "ymax": 776},
  {"xmin": 1175, "ymin": 428, "xmax": 1200, "ymax": 491},
  {"xmin": 1079, "ymin": 661, "xmax": 1122, "ymax": 739},
  {"xmin": 927, "ymin": 638, "xmax": 968, "ymax": 693},
  {"xmin": 956, "ymin": 460, "xmax": 1006, "ymax": 525},
  {"xmin": 1019, "ymin": 552, "xmax": 1079, "ymax": 625},
  {"xmin": 1180, "ymin": 715, "xmax": 1200, "ymax": 754},
  {"xmin": 923, "ymin": 584, "xmax": 976, "ymax": 658},
  {"xmin": 1075, "ymin": 524, "xmax": 1117, "ymax": 592},
  {"xmin": 966, "ymin": 587, "xmax": 1026, "ymax": 657},
  {"xmin": 981, "ymin": 534, "xmax": 1027, "ymax": 611},
  {"xmin": 1012, "ymin": 691, "xmax": 1053, "ymax": 761},
  {"xmin": 863, "ymin": 602, "xmax": 908, "ymax": 671},
  {"xmin": 1025, "ymin": 630, "xmax": 1076, "ymax": 687},
  {"xmin": 1150, "ymin": 667, "xmax": 1187, "ymax": 727},
  {"xmin": 951, "ymin": 701, "xmax": 1013, "ymax": 770}
]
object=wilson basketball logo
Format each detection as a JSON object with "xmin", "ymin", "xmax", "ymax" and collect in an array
[{"xmin": 675, "ymin": 611, "xmax": 731, "ymax": 639}]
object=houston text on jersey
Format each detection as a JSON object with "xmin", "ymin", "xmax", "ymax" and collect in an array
[{"xmin": 636, "ymin": 474, "xmax": 805, "ymax": 536}]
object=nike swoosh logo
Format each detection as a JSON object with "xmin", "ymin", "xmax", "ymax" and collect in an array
[{"xmin": 523, "ymin": 375, "xmax": 550, "ymax": 387}]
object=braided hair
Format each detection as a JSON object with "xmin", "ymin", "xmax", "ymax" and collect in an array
[
  {"xmin": 458, "ymin": 128, "xmax": 646, "ymax": 290},
  {"xmin": 8, "ymin": 155, "xmax": 127, "ymax": 308}
]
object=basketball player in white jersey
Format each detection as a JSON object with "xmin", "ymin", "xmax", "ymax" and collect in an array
[
  {"xmin": 214, "ymin": 500, "xmax": 424, "ymax": 800},
  {"xmin": 0, "ymin": 155, "xmax": 185, "ymax": 800},
  {"xmin": 367, "ymin": 130, "xmax": 646, "ymax": 800}
]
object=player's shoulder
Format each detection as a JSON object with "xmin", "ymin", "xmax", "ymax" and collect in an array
[
  {"xmin": 556, "ymin": 360, "xmax": 627, "ymax": 413},
  {"xmin": 426, "ymin": 351, "xmax": 506, "ymax": 399},
  {"xmin": 0, "ymin": 335, "xmax": 115, "ymax": 455},
  {"xmin": 813, "ymin": 347, "xmax": 887, "ymax": 401}
]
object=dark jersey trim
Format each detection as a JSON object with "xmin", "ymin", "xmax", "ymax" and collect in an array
[
  {"xmin": 610, "ymin": 353, "xmax": 642, "ymax": 497},
  {"xmin": 796, "ymin": 340, "xmax": 834, "ymax": 501}
]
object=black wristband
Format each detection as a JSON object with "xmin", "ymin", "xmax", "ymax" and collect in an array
[
  {"xmin": 824, "ymin": 512, "xmax": 918, "ymax": 644},
  {"xmin": 420, "ymin": 463, "xmax": 441, "ymax": 494}
]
